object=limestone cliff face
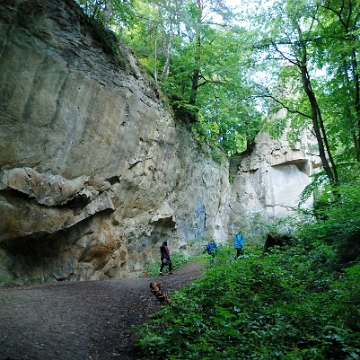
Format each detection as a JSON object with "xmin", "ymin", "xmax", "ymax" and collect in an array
[
  {"xmin": 0, "ymin": 0, "xmax": 229, "ymax": 284},
  {"xmin": 228, "ymin": 116, "xmax": 321, "ymax": 236}
]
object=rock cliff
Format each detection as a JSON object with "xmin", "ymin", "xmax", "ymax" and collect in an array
[
  {"xmin": 228, "ymin": 113, "xmax": 321, "ymax": 237},
  {"xmin": 0, "ymin": 0, "xmax": 318, "ymax": 285},
  {"xmin": 0, "ymin": 0, "xmax": 229, "ymax": 284}
]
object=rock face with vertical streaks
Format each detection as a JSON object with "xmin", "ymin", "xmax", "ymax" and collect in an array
[{"xmin": 0, "ymin": 0, "xmax": 230, "ymax": 284}]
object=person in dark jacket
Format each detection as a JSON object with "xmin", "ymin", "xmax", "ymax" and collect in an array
[{"xmin": 159, "ymin": 241, "xmax": 173, "ymax": 275}]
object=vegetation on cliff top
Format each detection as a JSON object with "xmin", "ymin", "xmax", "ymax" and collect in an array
[{"xmin": 75, "ymin": 1, "xmax": 360, "ymax": 180}]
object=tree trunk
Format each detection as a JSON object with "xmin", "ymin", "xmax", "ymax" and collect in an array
[
  {"xmin": 104, "ymin": 0, "xmax": 112, "ymax": 28},
  {"xmin": 154, "ymin": 37, "xmax": 159, "ymax": 91},
  {"xmin": 299, "ymin": 51, "xmax": 337, "ymax": 183},
  {"xmin": 160, "ymin": 31, "xmax": 174, "ymax": 82},
  {"xmin": 351, "ymin": 49, "xmax": 360, "ymax": 161},
  {"xmin": 189, "ymin": 0, "xmax": 202, "ymax": 107}
]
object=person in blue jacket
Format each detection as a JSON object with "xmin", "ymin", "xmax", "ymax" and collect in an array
[
  {"xmin": 206, "ymin": 239, "xmax": 218, "ymax": 265},
  {"xmin": 234, "ymin": 232, "xmax": 244, "ymax": 258}
]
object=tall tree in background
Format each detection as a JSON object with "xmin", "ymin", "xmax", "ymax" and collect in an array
[
  {"xmin": 242, "ymin": 0, "xmax": 343, "ymax": 184},
  {"xmin": 240, "ymin": 0, "xmax": 360, "ymax": 184},
  {"xmin": 123, "ymin": 0, "xmax": 185, "ymax": 91},
  {"xmin": 74, "ymin": 0, "xmax": 264, "ymax": 155},
  {"xmin": 316, "ymin": 0, "xmax": 360, "ymax": 163}
]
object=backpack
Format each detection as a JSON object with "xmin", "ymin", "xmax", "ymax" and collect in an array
[
  {"xmin": 207, "ymin": 242, "xmax": 217, "ymax": 254},
  {"xmin": 235, "ymin": 234, "xmax": 244, "ymax": 249}
]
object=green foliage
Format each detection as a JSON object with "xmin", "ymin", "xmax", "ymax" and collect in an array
[
  {"xmin": 87, "ymin": 18, "xmax": 126, "ymax": 66},
  {"xmin": 209, "ymin": 148, "xmax": 226, "ymax": 163},
  {"xmin": 72, "ymin": 0, "xmax": 129, "ymax": 68},
  {"xmin": 170, "ymin": 98, "xmax": 199, "ymax": 124},
  {"xmin": 74, "ymin": 0, "xmax": 360, "ymax": 167},
  {"xmin": 75, "ymin": 0, "xmax": 135, "ymax": 29},
  {"xmin": 135, "ymin": 178, "xmax": 360, "ymax": 359},
  {"xmin": 296, "ymin": 178, "xmax": 360, "ymax": 265},
  {"xmin": 135, "ymin": 243, "xmax": 360, "ymax": 359},
  {"xmin": 119, "ymin": 0, "xmax": 263, "ymax": 156}
]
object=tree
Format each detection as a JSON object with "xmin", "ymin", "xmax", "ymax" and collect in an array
[
  {"xmin": 315, "ymin": 0, "xmax": 360, "ymax": 163},
  {"xmin": 241, "ymin": 0, "xmax": 342, "ymax": 183},
  {"xmin": 75, "ymin": 0, "xmax": 135, "ymax": 30},
  {"xmin": 74, "ymin": 0, "xmax": 360, "ymax": 162},
  {"xmin": 123, "ymin": 0, "xmax": 263, "ymax": 154}
]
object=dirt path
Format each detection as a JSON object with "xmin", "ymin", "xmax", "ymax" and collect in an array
[{"xmin": 0, "ymin": 262, "xmax": 204, "ymax": 360}]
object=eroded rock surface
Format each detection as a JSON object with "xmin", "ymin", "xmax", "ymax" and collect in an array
[
  {"xmin": 228, "ymin": 128, "xmax": 320, "ymax": 234},
  {"xmin": 0, "ymin": 0, "xmax": 229, "ymax": 284}
]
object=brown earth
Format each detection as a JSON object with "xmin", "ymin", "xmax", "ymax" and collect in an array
[{"xmin": 0, "ymin": 261, "xmax": 205, "ymax": 360}]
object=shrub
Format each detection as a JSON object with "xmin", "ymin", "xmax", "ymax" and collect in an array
[{"xmin": 135, "ymin": 243, "xmax": 360, "ymax": 359}]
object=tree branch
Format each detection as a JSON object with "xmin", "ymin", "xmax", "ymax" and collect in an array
[
  {"xmin": 270, "ymin": 40, "xmax": 298, "ymax": 66},
  {"xmin": 254, "ymin": 94, "xmax": 312, "ymax": 119}
]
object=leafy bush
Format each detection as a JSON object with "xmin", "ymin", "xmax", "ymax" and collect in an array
[
  {"xmin": 136, "ymin": 179, "xmax": 360, "ymax": 358},
  {"xmin": 297, "ymin": 182, "xmax": 360, "ymax": 266},
  {"xmin": 233, "ymin": 213, "xmax": 298, "ymax": 245},
  {"xmin": 135, "ymin": 243, "xmax": 360, "ymax": 359}
]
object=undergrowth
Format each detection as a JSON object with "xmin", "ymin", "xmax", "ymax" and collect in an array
[
  {"xmin": 135, "ymin": 180, "xmax": 360, "ymax": 359},
  {"xmin": 134, "ymin": 243, "xmax": 360, "ymax": 359}
]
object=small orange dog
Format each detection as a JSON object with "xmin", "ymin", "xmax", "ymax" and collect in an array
[
  {"xmin": 149, "ymin": 282, "xmax": 171, "ymax": 304},
  {"xmin": 150, "ymin": 282, "xmax": 162, "ymax": 294}
]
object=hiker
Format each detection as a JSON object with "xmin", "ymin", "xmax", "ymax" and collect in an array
[
  {"xmin": 159, "ymin": 241, "xmax": 173, "ymax": 275},
  {"xmin": 206, "ymin": 239, "xmax": 218, "ymax": 265},
  {"xmin": 234, "ymin": 232, "xmax": 244, "ymax": 258}
]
